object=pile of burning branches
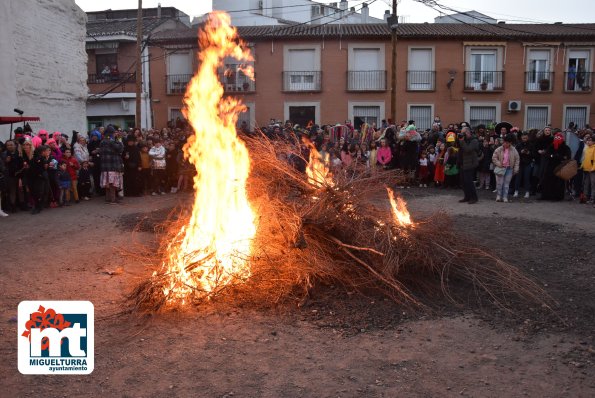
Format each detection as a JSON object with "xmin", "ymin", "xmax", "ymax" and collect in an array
[
  {"xmin": 131, "ymin": 132, "xmax": 549, "ymax": 313},
  {"xmin": 129, "ymin": 12, "xmax": 549, "ymax": 314}
]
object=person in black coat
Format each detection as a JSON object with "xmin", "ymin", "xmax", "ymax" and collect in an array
[
  {"xmin": 122, "ymin": 136, "xmax": 141, "ymax": 196},
  {"xmin": 539, "ymin": 133, "xmax": 572, "ymax": 201}
]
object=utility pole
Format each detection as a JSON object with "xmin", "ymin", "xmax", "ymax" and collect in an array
[
  {"xmin": 389, "ymin": 0, "xmax": 398, "ymax": 124},
  {"xmin": 135, "ymin": 0, "xmax": 143, "ymax": 128}
]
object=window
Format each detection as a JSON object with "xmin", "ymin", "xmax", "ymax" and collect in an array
[
  {"xmin": 167, "ymin": 52, "xmax": 193, "ymax": 94},
  {"xmin": 284, "ymin": 101, "xmax": 320, "ymax": 126},
  {"xmin": 407, "ymin": 105, "xmax": 433, "ymax": 131},
  {"xmin": 407, "ymin": 48, "xmax": 434, "ymax": 90},
  {"xmin": 284, "ymin": 45, "xmax": 321, "ymax": 91},
  {"xmin": 564, "ymin": 106, "xmax": 589, "ymax": 129},
  {"xmin": 95, "ymin": 53, "xmax": 118, "ymax": 75},
  {"xmin": 525, "ymin": 106, "xmax": 550, "ymax": 129},
  {"xmin": 353, "ymin": 106, "xmax": 381, "ymax": 130},
  {"xmin": 470, "ymin": 106, "xmax": 497, "ymax": 128},
  {"xmin": 465, "ymin": 47, "xmax": 504, "ymax": 90},
  {"xmin": 348, "ymin": 44, "xmax": 386, "ymax": 91},
  {"xmin": 236, "ymin": 104, "xmax": 253, "ymax": 130},
  {"xmin": 566, "ymin": 49, "xmax": 592, "ymax": 92},
  {"xmin": 169, "ymin": 108, "xmax": 185, "ymax": 126},
  {"xmin": 526, "ymin": 49, "xmax": 552, "ymax": 91}
]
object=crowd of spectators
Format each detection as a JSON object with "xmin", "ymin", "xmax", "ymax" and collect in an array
[{"xmin": 0, "ymin": 117, "xmax": 594, "ymax": 217}]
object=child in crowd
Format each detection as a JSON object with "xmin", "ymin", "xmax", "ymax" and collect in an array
[
  {"xmin": 139, "ymin": 143, "xmax": 151, "ymax": 195},
  {"xmin": 427, "ymin": 146, "xmax": 436, "ymax": 183},
  {"xmin": 149, "ymin": 139, "xmax": 167, "ymax": 195},
  {"xmin": 418, "ymin": 152, "xmax": 429, "ymax": 187},
  {"xmin": 443, "ymin": 147, "xmax": 459, "ymax": 188},
  {"xmin": 61, "ymin": 148, "xmax": 80, "ymax": 203},
  {"xmin": 78, "ymin": 161, "xmax": 92, "ymax": 201},
  {"xmin": 57, "ymin": 161, "xmax": 71, "ymax": 206}
]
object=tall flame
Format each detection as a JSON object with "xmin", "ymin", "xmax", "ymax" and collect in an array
[
  {"xmin": 386, "ymin": 187, "xmax": 413, "ymax": 228},
  {"xmin": 305, "ymin": 140, "xmax": 333, "ymax": 188},
  {"xmin": 161, "ymin": 12, "xmax": 256, "ymax": 302}
]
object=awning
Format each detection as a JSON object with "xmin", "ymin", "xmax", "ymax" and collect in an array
[
  {"xmin": 0, "ymin": 116, "xmax": 40, "ymax": 125},
  {"xmin": 86, "ymin": 41, "xmax": 120, "ymax": 50}
]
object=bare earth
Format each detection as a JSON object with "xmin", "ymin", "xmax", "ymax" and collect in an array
[{"xmin": 0, "ymin": 189, "xmax": 593, "ymax": 398}]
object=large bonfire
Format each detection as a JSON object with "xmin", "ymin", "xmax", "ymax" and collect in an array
[{"xmin": 131, "ymin": 13, "xmax": 549, "ymax": 312}]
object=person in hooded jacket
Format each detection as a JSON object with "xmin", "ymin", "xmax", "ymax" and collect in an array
[{"xmin": 539, "ymin": 132, "xmax": 572, "ymax": 201}]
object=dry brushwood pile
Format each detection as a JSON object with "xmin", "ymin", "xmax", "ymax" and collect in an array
[{"xmin": 131, "ymin": 133, "xmax": 551, "ymax": 313}]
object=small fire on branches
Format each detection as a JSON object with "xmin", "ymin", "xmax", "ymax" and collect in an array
[
  {"xmin": 386, "ymin": 187, "xmax": 413, "ymax": 228},
  {"xmin": 158, "ymin": 12, "xmax": 256, "ymax": 304}
]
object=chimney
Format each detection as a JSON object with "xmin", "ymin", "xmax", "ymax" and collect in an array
[
  {"xmin": 157, "ymin": 3, "xmax": 161, "ymax": 19},
  {"xmin": 340, "ymin": 0, "xmax": 348, "ymax": 11},
  {"xmin": 384, "ymin": 9, "xmax": 390, "ymax": 21},
  {"xmin": 361, "ymin": 2, "xmax": 369, "ymax": 23}
]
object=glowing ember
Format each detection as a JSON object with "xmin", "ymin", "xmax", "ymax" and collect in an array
[
  {"xmin": 386, "ymin": 187, "xmax": 413, "ymax": 227},
  {"xmin": 305, "ymin": 140, "xmax": 334, "ymax": 188},
  {"xmin": 161, "ymin": 12, "xmax": 256, "ymax": 302}
]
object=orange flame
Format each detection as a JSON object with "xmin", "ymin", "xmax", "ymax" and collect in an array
[
  {"xmin": 386, "ymin": 187, "xmax": 413, "ymax": 227},
  {"xmin": 161, "ymin": 12, "xmax": 256, "ymax": 303},
  {"xmin": 305, "ymin": 140, "xmax": 333, "ymax": 188}
]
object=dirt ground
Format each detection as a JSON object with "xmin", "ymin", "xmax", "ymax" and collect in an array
[{"xmin": 1, "ymin": 188, "xmax": 594, "ymax": 397}]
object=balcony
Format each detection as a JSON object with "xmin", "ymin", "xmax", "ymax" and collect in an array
[
  {"xmin": 525, "ymin": 71, "xmax": 554, "ymax": 92},
  {"xmin": 564, "ymin": 72, "xmax": 593, "ymax": 92},
  {"xmin": 282, "ymin": 71, "xmax": 322, "ymax": 92},
  {"xmin": 219, "ymin": 65, "xmax": 255, "ymax": 93},
  {"xmin": 347, "ymin": 70, "xmax": 387, "ymax": 91},
  {"xmin": 406, "ymin": 71, "xmax": 436, "ymax": 91},
  {"xmin": 166, "ymin": 74, "xmax": 192, "ymax": 95},
  {"xmin": 88, "ymin": 73, "xmax": 135, "ymax": 84},
  {"xmin": 464, "ymin": 71, "xmax": 505, "ymax": 91}
]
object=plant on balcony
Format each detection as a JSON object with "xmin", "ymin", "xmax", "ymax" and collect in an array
[
  {"xmin": 243, "ymin": 82, "xmax": 250, "ymax": 91},
  {"xmin": 480, "ymin": 82, "xmax": 488, "ymax": 90},
  {"xmin": 539, "ymin": 79, "xmax": 550, "ymax": 91}
]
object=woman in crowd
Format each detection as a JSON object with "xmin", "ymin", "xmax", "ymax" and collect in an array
[
  {"xmin": 492, "ymin": 134, "xmax": 520, "ymax": 202},
  {"xmin": 99, "ymin": 127, "xmax": 124, "ymax": 204},
  {"xmin": 539, "ymin": 132, "xmax": 571, "ymax": 201}
]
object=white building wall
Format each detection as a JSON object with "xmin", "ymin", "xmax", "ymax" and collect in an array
[{"xmin": 0, "ymin": 0, "xmax": 87, "ymax": 140}]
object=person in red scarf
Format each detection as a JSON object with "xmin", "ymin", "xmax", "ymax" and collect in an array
[{"xmin": 539, "ymin": 132, "xmax": 571, "ymax": 200}]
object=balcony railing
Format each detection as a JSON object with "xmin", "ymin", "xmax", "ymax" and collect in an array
[
  {"xmin": 347, "ymin": 70, "xmax": 387, "ymax": 91},
  {"xmin": 564, "ymin": 72, "xmax": 593, "ymax": 92},
  {"xmin": 525, "ymin": 71, "xmax": 554, "ymax": 92},
  {"xmin": 407, "ymin": 71, "xmax": 436, "ymax": 91},
  {"xmin": 282, "ymin": 71, "xmax": 322, "ymax": 92},
  {"xmin": 218, "ymin": 65, "xmax": 255, "ymax": 93},
  {"xmin": 166, "ymin": 74, "xmax": 192, "ymax": 95},
  {"xmin": 464, "ymin": 71, "xmax": 505, "ymax": 91},
  {"xmin": 88, "ymin": 73, "xmax": 135, "ymax": 84}
]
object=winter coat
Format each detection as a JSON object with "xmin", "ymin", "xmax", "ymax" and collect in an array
[
  {"xmin": 62, "ymin": 156, "xmax": 80, "ymax": 181},
  {"xmin": 149, "ymin": 145, "xmax": 166, "ymax": 170},
  {"xmin": 99, "ymin": 139, "xmax": 124, "ymax": 172},
  {"xmin": 458, "ymin": 136, "xmax": 479, "ymax": 171},
  {"xmin": 581, "ymin": 145, "xmax": 595, "ymax": 172},
  {"xmin": 492, "ymin": 145, "xmax": 520, "ymax": 174}
]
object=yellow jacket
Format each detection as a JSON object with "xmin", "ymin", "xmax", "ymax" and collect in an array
[{"xmin": 581, "ymin": 145, "xmax": 595, "ymax": 172}]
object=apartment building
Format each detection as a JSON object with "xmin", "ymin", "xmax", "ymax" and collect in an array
[
  {"xmin": 85, "ymin": 7, "xmax": 189, "ymax": 130},
  {"xmin": 149, "ymin": 21, "xmax": 595, "ymax": 132}
]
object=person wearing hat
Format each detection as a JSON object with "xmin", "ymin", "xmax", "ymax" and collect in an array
[{"xmin": 458, "ymin": 127, "xmax": 479, "ymax": 204}]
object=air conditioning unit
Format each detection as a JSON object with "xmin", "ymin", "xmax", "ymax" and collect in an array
[{"xmin": 508, "ymin": 100, "xmax": 521, "ymax": 112}]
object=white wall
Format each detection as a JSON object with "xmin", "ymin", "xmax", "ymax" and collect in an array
[{"xmin": 0, "ymin": 0, "xmax": 88, "ymax": 141}]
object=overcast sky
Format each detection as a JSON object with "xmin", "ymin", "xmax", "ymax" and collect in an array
[{"xmin": 74, "ymin": 0, "xmax": 594, "ymax": 24}]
